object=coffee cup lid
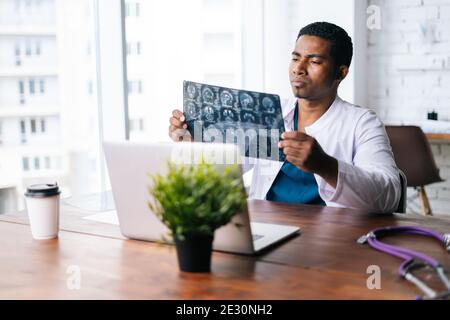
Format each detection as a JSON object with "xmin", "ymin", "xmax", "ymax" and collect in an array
[{"xmin": 25, "ymin": 183, "xmax": 61, "ymax": 198}]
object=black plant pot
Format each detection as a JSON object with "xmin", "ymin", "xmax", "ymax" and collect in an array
[{"xmin": 174, "ymin": 234, "xmax": 214, "ymax": 273}]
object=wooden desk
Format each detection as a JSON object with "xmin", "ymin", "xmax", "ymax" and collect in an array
[{"xmin": 1, "ymin": 200, "xmax": 450, "ymax": 300}]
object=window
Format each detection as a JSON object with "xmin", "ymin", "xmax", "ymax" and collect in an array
[
  {"xmin": 127, "ymin": 41, "xmax": 141, "ymax": 55},
  {"xmin": 15, "ymin": 43, "xmax": 21, "ymax": 66},
  {"xmin": 136, "ymin": 42, "xmax": 141, "ymax": 55},
  {"xmin": 39, "ymin": 79, "xmax": 45, "ymax": 94},
  {"xmin": 18, "ymin": 80, "xmax": 25, "ymax": 104},
  {"xmin": 20, "ymin": 120, "xmax": 26, "ymax": 134},
  {"xmin": 124, "ymin": 0, "xmax": 244, "ymax": 143},
  {"xmin": 15, "ymin": 0, "xmax": 21, "ymax": 12},
  {"xmin": 87, "ymin": 81, "xmax": 94, "ymax": 95},
  {"xmin": 2, "ymin": 0, "xmax": 310, "ymax": 214},
  {"xmin": 128, "ymin": 80, "xmax": 143, "ymax": 95},
  {"xmin": 44, "ymin": 156, "xmax": 51, "ymax": 169},
  {"xmin": 126, "ymin": 2, "xmax": 140, "ymax": 17},
  {"xmin": 30, "ymin": 119, "xmax": 36, "ymax": 133},
  {"xmin": 86, "ymin": 42, "xmax": 92, "ymax": 56},
  {"xmin": 0, "ymin": 0, "xmax": 104, "ymax": 214},
  {"xmin": 19, "ymin": 80, "xmax": 25, "ymax": 95},
  {"xmin": 34, "ymin": 157, "xmax": 40, "ymax": 170},
  {"xmin": 55, "ymin": 156, "xmax": 62, "ymax": 170},
  {"xmin": 129, "ymin": 118, "xmax": 145, "ymax": 132},
  {"xmin": 25, "ymin": 40, "xmax": 32, "ymax": 56},
  {"xmin": 29, "ymin": 79, "xmax": 35, "ymax": 95},
  {"xmin": 36, "ymin": 41, "xmax": 41, "ymax": 55},
  {"xmin": 22, "ymin": 157, "xmax": 29, "ymax": 171}
]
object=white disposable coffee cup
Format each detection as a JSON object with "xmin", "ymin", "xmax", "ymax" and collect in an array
[{"xmin": 25, "ymin": 183, "xmax": 61, "ymax": 240}]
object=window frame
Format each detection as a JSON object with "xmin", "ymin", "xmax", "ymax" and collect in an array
[{"xmin": 91, "ymin": 0, "xmax": 129, "ymax": 192}]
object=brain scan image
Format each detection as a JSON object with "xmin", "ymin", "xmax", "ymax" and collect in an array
[
  {"xmin": 186, "ymin": 102, "xmax": 198, "ymax": 118},
  {"xmin": 242, "ymin": 111, "xmax": 256, "ymax": 123},
  {"xmin": 262, "ymin": 97, "xmax": 275, "ymax": 113},
  {"xmin": 187, "ymin": 84, "xmax": 197, "ymax": 99},
  {"xmin": 264, "ymin": 115, "xmax": 275, "ymax": 126},
  {"xmin": 184, "ymin": 81, "xmax": 285, "ymax": 162},
  {"xmin": 202, "ymin": 105, "xmax": 216, "ymax": 122},
  {"xmin": 221, "ymin": 108, "xmax": 236, "ymax": 122},
  {"xmin": 239, "ymin": 93, "xmax": 254, "ymax": 110},
  {"xmin": 202, "ymin": 87, "xmax": 214, "ymax": 104},
  {"xmin": 220, "ymin": 91, "xmax": 233, "ymax": 107}
]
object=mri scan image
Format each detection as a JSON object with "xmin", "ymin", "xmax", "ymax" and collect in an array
[
  {"xmin": 262, "ymin": 96, "xmax": 276, "ymax": 113},
  {"xmin": 202, "ymin": 87, "xmax": 214, "ymax": 104},
  {"xmin": 183, "ymin": 81, "xmax": 286, "ymax": 162},
  {"xmin": 239, "ymin": 92, "xmax": 254, "ymax": 110},
  {"xmin": 201, "ymin": 105, "xmax": 217, "ymax": 122},
  {"xmin": 187, "ymin": 83, "xmax": 197, "ymax": 99},
  {"xmin": 186, "ymin": 102, "xmax": 199, "ymax": 119},
  {"xmin": 220, "ymin": 90, "xmax": 234, "ymax": 107},
  {"xmin": 241, "ymin": 111, "xmax": 257, "ymax": 124},
  {"xmin": 221, "ymin": 108, "xmax": 237, "ymax": 122}
]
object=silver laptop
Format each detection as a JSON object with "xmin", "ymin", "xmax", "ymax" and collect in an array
[{"xmin": 103, "ymin": 141, "xmax": 300, "ymax": 255}]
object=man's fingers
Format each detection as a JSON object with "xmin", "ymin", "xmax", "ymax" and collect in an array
[
  {"xmin": 169, "ymin": 127, "xmax": 190, "ymax": 141},
  {"xmin": 281, "ymin": 131, "xmax": 309, "ymax": 140},
  {"xmin": 279, "ymin": 139, "xmax": 305, "ymax": 149},
  {"xmin": 283, "ymin": 147, "xmax": 301, "ymax": 157},
  {"xmin": 169, "ymin": 126, "xmax": 189, "ymax": 136},
  {"xmin": 172, "ymin": 109, "xmax": 185, "ymax": 122},
  {"xmin": 170, "ymin": 117, "xmax": 187, "ymax": 129},
  {"xmin": 169, "ymin": 125, "xmax": 178, "ymax": 133}
]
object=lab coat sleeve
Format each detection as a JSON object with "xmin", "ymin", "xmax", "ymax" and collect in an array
[{"xmin": 317, "ymin": 111, "xmax": 401, "ymax": 214}]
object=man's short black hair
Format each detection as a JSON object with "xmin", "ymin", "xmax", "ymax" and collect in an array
[{"xmin": 297, "ymin": 22, "xmax": 353, "ymax": 69}]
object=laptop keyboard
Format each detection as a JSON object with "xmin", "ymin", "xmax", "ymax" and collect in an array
[{"xmin": 252, "ymin": 234, "xmax": 264, "ymax": 241}]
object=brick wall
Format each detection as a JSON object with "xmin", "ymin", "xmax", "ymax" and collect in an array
[{"xmin": 367, "ymin": 0, "xmax": 450, "ymax": 215}]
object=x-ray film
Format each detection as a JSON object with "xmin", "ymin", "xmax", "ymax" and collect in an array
[{"xmin": 183, "ymin": 81, "xmax": 286, "ymax": 162}]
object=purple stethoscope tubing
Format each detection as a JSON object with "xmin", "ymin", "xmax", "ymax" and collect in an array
[
  {"xmin": 366, "ymin": 226, "xmax": 444, "ymax": 273},
  {"xmin": 360, "ymin": 225, "xmax": 450, "ymax": 299}
]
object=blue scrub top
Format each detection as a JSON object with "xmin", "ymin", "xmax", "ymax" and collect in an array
[{"xmin": 266, "ymin": 104, "xmax": 325, "ymax": 205}]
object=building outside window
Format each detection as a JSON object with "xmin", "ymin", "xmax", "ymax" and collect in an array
[
  {"xmin": 22, "ymin": 157, "xmax": 29, "ymax": 171},
  {"xmin": 30, "ymin": 119, "xmax": 36, "ymax": 133},
  {"xmin": 29, "ymin": 79, "xmax": 35, "ymax": 95},
  {"xmin": 0, "ymin": 0, "xmax": 102, "ymax": 214},
  {"xmin": 39, "ymin": 79, "xmax": 45, "ymax": 94}
]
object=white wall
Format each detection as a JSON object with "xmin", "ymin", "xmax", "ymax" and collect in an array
[{"xmin": 367, "ymin": 0, "xmax": 450, "ymax": 215}]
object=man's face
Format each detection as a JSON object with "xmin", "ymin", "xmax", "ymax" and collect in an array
[{"xmin": 289, "ymin": 35, "xmax": 340, "ymax": 100}]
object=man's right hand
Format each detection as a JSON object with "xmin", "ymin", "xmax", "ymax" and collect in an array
[{"xmin": 169, "ymin": 109, "xmax": 192, "ymax": 142}]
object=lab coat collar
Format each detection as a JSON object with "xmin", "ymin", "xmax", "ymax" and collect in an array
[{"xmin": 282, "ymin": 95, "xmax": 342, "ymax": 135}]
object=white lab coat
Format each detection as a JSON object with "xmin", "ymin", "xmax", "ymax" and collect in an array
[{"xmin": 246, "ymin": 95, "xmax": 401, "ymax": 214}]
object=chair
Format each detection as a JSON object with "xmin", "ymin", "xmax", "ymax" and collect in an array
[
  {"xmin": 396, "ymin": 170, "xmax": 407, "ymax": 214},
  {"xmin": 385, "ymin": 126, "xmax": 444, "ymax": 216}
]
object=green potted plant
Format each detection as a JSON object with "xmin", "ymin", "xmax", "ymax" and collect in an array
[{"xmin": 148, "ymin": 160, "xmax": 246, "ymax": 273}]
